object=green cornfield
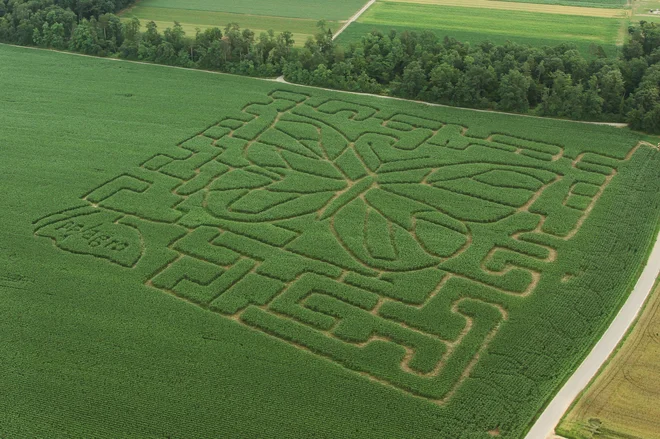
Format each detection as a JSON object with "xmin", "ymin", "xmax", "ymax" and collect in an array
[{"xmin": 1, "ymin": 44, "xmax": 659, "ymax": 438}]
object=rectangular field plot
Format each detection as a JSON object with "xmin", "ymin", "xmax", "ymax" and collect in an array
[
  {"xmin": 500, "ymin": 0, "xmax": 627, "ymax": 8},
  {"xmin": 1, "ymin": 44, "xmax": 659, "ymax": 439},
  {"xmin": 632, "ymin": 0, "xmax": 660, "ymax": 23},
  {"xmin": 337, "ymin": 1, "xmax": 623, "ymax": 56},
  {"xmin": 127, "ymin": 0, "xmax": 369, "ymax": 19},
  {"xmin": 385, "ymin": 0, "xmax": 627, "ymax": 16},
  {"xmin": 121, "ymin": 6, "xmax": 338, "ymax": 45},
  {"xmin": 120, "ymin": 0, "xmax": 368, "ymax": 45}
]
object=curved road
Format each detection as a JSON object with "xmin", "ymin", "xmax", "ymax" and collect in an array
[{"xmin": 525, "ymin": 228, "xmax": 660, "ymax": 439}]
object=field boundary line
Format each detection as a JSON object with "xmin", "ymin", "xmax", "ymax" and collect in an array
[
  {"xmin": 0, "ymin": 42, "xmax": 629, "ymax": 128},
  {"xmin": 524, "ymin": 219, "xmax": 660, "ymax": 439},
  {"xmin": 333, "ymin": 0, "xmax": 377, "ymax": 40},
  {"xmin": 273, "ymin": 75, "xmax": 629, "ymax": 128}
]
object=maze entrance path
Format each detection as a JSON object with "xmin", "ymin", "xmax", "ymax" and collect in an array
[{"xmin": 33, "ymin": 90, "xmax": 643, "ymax": 403}]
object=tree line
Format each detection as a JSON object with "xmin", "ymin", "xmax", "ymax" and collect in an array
[
  {"xmin": 287, "ymin": 22, "xmax": 660, "ymax": 133},
  {"xmin": 1, "ymin": 0, "xmax": 659, "ymax": 132},
  {"xmin": 0, "ymin": 0, "xmax": 296, "ymax": 76}
]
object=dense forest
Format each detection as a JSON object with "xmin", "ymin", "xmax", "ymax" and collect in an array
[
  {"xmin": 1, "ymin": 0, "xmax": 659, "ymax": 132},
  {"xmin": 289, "ymin": 22, "xmax": 660, "ymax": 132}
]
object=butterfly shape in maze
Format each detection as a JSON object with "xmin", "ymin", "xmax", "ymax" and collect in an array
[{"xmin": 34, "ymin": 90, "xmax": 630, "ymax": 402}]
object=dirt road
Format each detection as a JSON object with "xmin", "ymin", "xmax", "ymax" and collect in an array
[{"xmin": 333, "ymin": 0, "xmax": 377, "ymax": 40}]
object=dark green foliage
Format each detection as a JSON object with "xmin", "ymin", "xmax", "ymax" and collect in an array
[
  {"xmin": 284, "ymin": 22, "xmax": 660, "ymax": 133},
  {"xmin": 572, "ymin": 182, "xmax": 600, "ymax": 197}
]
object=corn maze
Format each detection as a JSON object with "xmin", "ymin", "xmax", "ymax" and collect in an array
[{"xmin": 33, "ymin": 90, "xmax": 644, "ymax": 403}]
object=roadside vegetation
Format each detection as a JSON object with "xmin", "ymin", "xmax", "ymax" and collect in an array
[{"xmin": 558, "ymin": 278, "xmax": 660, "ymax": 439}]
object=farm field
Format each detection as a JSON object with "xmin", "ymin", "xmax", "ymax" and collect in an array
[
  {"xmin": 119, "ymin": 0, "xmax": 367, "ymax": 45},
  {"xmin": 383, "ymin": 0, "xmax": 627, "ymax": 16},
  {"xmin": 1, "ymin": 43, "xmax": 660, "ymax": 439},
  {"xmin": 558, "ymin": 277, "xmax": 660, "ymax": 439},
  {"xmin": 499, "ymin": 0, "xmax": 627, "ymax": 8},
  {"xmin": 336, "ymin": 0, "xmax": 625, "ymax": 56},
  {"xmin": 631, "ymin": 0, "xmax": 660, "ymax": 22}
]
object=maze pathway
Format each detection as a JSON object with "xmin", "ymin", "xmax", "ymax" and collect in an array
[{"xmin": 33, "ymin": 90, "xmax": 639, "ymax": 403}]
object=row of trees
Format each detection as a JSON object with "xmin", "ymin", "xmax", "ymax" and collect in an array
[
  {"xmin": 0, "ymin": 0, "xmax": 296, "ymax": 76},
  {"xmin": 286, "ymin": 22, "xmax": 660, "ymax": 132},
  {"xmin": 0, "ymin": 0, "xmax": 133, "ymax": 46},
  {"xmin": 1, "ymin": 0, "xmax": 660, "ymax": 132}
]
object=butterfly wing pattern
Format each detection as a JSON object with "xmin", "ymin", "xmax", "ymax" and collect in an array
[{"xmin": 33, "ymin": 90, "xmax": 637, "ymax": 403}]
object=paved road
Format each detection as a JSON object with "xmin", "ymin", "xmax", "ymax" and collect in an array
[
  {"xmin": 333, "ymin": 0, "xmax": 377, "ymax": 40},
  {"xmin": 524, "ymin": 229, "xmax": 660, "ymax": 439}
]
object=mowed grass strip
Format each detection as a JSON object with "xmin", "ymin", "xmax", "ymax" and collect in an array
[
  {"xmin": 349, "ymin": 2, "xmax": 621, "ymax": 53},
  {"xmin": 123, "ymin": 0, "xmax": 369, "ymax": 21},
  {"xmin": 385, "ymin": 0, "xmax": 628, "ymax": 17},
  {"xmin": 121, "ymin": 6, "xmax": 339, "ymax": 45},
  {"xmin": 558, "ymin": 278, "xmax": 660, "ymax": 439}
]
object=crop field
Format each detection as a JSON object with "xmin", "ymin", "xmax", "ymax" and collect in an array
[
  {"xmin": 500, "ymin": 0, "xmax": 627, "ymax": 8},
  {"xmin": 632, "ymin": 0, "xmax": 660, "ymax": 22},
  {"xmin": 2, "ymin": 44, "xmax": 660, "ymax": 438},
  {"xmin": 384, "ymin": 0, "xmax": 627, "ymax": 16},
  {"xmin": 119, "ymin": 0, "xmax": 367, "ymax": 45},
  {"xmin": 336, "ymin": 0, "xmax": 624, "ymax": 56},
  {"xmin": 558, "ymin": 277, "xmax": 660, "ymax": 439}
]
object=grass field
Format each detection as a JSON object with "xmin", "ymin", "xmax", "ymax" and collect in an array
[
  {"xmin": 558, "ymin": 277, "xmax": 660, "ymax": 439},
  {"xmin": 124, "ymin": 0, "xmax": 368, "ymax": 20},
  {"xmin": 119, "ymin": 0, "xmax": 367, "ymax": 45},
  {"xmin": 632, "ymin": 0, "xmax": 660, "ymax": 22},
  {"xmin": 385, "ymin": 0, "xmax": 628, "ymax": 17},
  {"xmin": 120, "ymin": 6, "xmax": 338, "ymax": 46},
  {"xmin": 336, "ymin": 1, "xmax": 623, "ymax": 56},
  {"xmin": 500, "ymin": 0, "xmax": 627, "ymax": 8},
  {"xmin": 1, "ymin": 44, "xmax": 660, "ymax": 438}
]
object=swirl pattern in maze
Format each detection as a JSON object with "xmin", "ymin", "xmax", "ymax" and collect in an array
[{"xmin": 33, "ymin": 90, "xmax": 637, "ymax": 403}]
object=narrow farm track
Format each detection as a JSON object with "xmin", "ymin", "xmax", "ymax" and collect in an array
[
  {"xmin": 525, "ymin": 227, "xmax": 660, "ymax": 439},
  {"xmin": 333, "ymin": 0, "xmax": 377, "ymax": 40},
  {"xmin": 274, "ymin": 74, "xmax": 629, "ymax": 128},
  {"xmin": 1, "ymin": 42, "xmax": 629, "ymax": 128}
]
